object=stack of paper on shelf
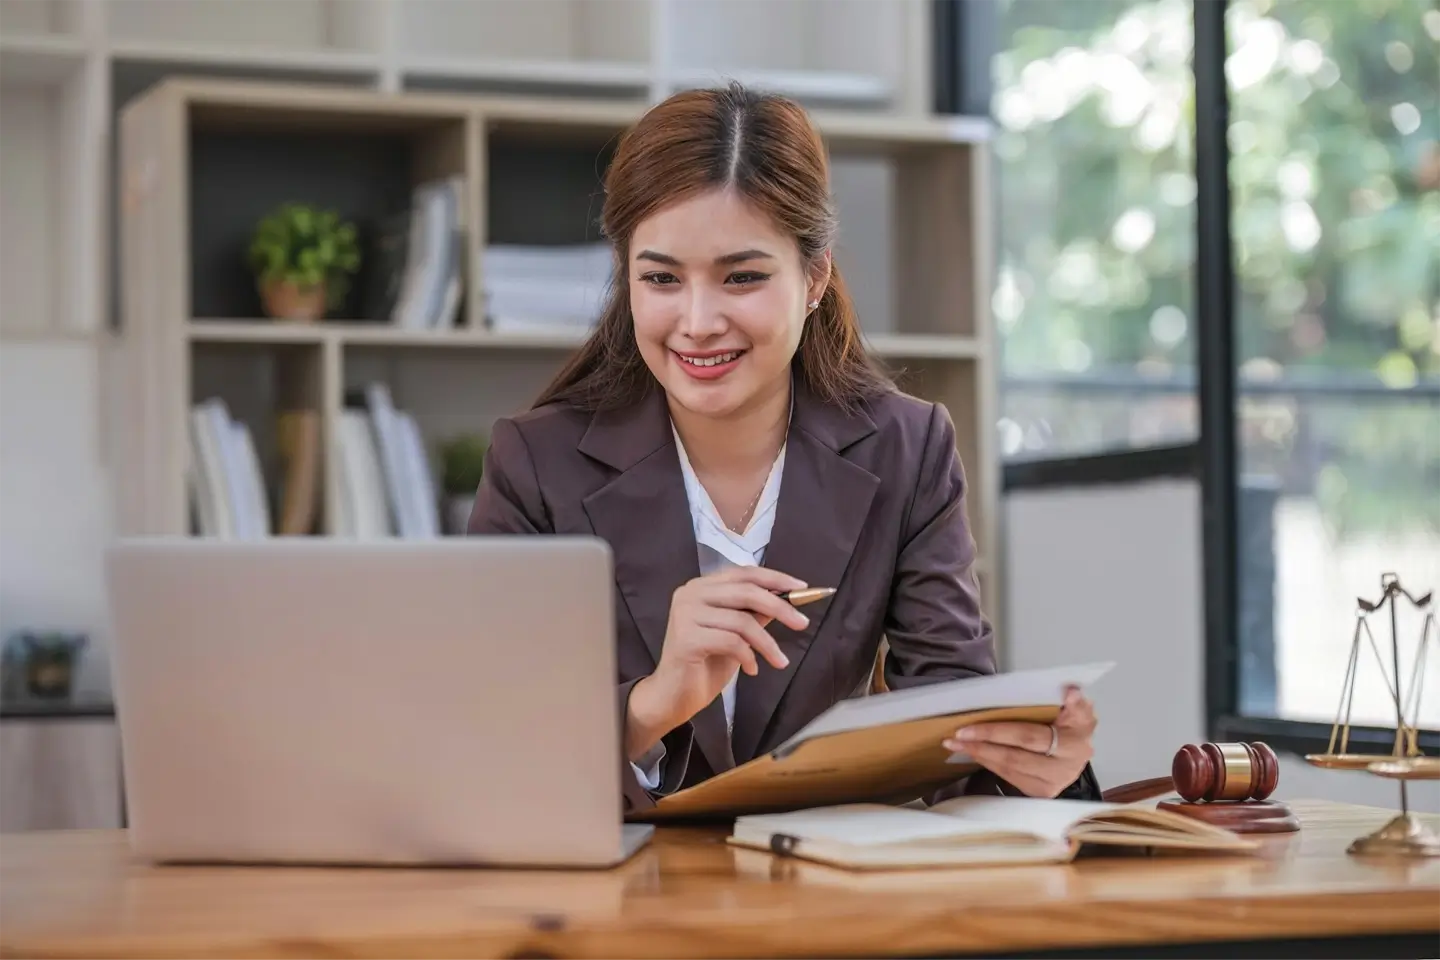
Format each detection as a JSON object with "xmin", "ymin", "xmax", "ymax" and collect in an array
[
  {"xmin": 187, "ymin": 398, "xmax": 270, "ymax": 539},
  {"xmin": 481, "ymin": 242, "xmax": 612, "ymax": 333},
  {"xmin": 332, "ymin": 383, "xmax": 439, "ymax": 539}
]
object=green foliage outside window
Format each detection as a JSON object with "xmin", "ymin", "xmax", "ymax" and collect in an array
[{"xmin": 994, "ymin": 0, "xmax": 1439, "ymax": 536}]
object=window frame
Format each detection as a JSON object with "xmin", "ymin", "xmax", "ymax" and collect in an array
[
  {"xmin": 932, "ymin": 0, "xmax": 996, "ymax": 117},
  {"xmin": 1194, "ymin": 0, "xmax": 1242, "ymax": 747}
]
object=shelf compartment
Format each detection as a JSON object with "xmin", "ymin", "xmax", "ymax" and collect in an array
[
  {"xmin": 190, "ymin": 340, "xmax": 327, "ymax": 537},
  {"xmin": 663, "ymin": 0, "xmax": 907, "ymax": 110},
  {"xmin": 343, "ymin": 344, "xmax": 566, "ymax": 438},
  {"xmin": 475, "ymin": 114, "xmax": 613, "ymax": 337},
  {"xmin": 106, "ymin": 0, "xmax": 382, "ymax": 58},
  {"xmin": 480, "ymin": 117, "xmax": 614, "ymax": 248},
  {"xmin": 399, "ymin": 1, "xmax": 648, "ymax": 73},
  {"xmin": 180, "ymin": 99, "xmax": 477, "ymax": 329},
  {"xmin": 893, "ymin": 146, "xmax": 982, "ymax": 338},
  {"xmin": 826, "ymin": 144, "xmax": 982, "ymax": 339},
  {"xmin": 338, "ymin": 345, "xmax": 570, "ymax": 535}
]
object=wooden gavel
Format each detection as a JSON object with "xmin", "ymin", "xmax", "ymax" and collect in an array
[
  {"xmin": 1172, "ymin": 741, "xmax": 1280, "ymax": 803},
  {"xmin": 1101, "ymin": 741, "xmax": 1298, "ymax": 834},
  {"xmin": 1102, "ymin": 741, "xmax": 1278, "ymax": 803}
]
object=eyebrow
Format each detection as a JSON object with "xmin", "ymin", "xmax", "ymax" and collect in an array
[{"xmin": 635, "ymin": 248, "xmax": 776, "ymax": 267}]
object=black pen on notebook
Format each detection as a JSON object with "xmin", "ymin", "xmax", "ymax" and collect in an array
[{"xmin": 777, "ymin": 587, "xmax": 836, "ymax": 608}]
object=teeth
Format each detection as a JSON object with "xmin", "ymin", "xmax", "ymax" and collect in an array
[{"xmin": 681, "ymin": 351, "xmax": 741, "ymax": 367}]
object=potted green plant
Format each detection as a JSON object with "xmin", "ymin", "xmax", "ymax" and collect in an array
[
  {"xmin": 439, "ymin": 434, "xmax": 488, "ymax": 534},
  {"xmin": 247, "ymin": 203, "xmax": 361, "ymax": 322}
]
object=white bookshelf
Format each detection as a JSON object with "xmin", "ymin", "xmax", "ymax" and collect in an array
[
  {"xmin": 1, "ymin": 0, "xmax": 998, "ymax": 614},
  {"xmin": 661, "ymin": 0, "xmax": 920, "ymax": 107}
]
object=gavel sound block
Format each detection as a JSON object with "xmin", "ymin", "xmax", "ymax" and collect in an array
[{"xmin": 1103, "ymin": 742, "xmax": 1300, "ymax": 834}]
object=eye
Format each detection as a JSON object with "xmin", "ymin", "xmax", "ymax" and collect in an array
[
  {"xmin": 639, "ymin": 271, "xmax": 678, "ymax": 286},
  {"xmin": 727, "ymin": 271, "xmax": 771, "ymax": 286}
]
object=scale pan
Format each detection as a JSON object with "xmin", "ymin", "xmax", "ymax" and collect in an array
[
  {"xmin": 1305, "ymin": 753, "xmax": 1397, "ymax": 770},
  {"xmin": 1367, "ymin": 757, "xmax": 1440, "ymax": 780}
]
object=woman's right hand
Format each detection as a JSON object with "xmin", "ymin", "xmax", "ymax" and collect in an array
[{"xmin": 625, "ymin": 565, "xmax": 811, "ymax": 761}]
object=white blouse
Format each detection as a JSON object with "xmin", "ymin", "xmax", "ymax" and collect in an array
[{"xmin": 630, "ymin": 422, "xmax": 787, "ymax": 791}]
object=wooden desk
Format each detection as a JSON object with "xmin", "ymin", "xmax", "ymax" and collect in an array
[{"xmin": 2, "ymin": 799, "xmax": 1436, "ymax": 959}]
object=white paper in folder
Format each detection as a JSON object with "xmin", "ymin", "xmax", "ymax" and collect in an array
[{"xmin": 771, "ymin": 662, "xmax": 1114, "ymax": 759}]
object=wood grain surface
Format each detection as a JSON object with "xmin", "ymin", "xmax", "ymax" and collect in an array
[{"xmin": 1, "ymin": 799, "xmax": 1436, "ymax": 959}]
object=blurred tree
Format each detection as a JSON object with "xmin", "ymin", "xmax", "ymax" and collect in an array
[
  {"xmin": 993, "ymin": 0, "xmax": 1198, "ymax": 377},
  {"xmin": 993, "ymin": 0, "xmax": 1440, "ymax": 534}
]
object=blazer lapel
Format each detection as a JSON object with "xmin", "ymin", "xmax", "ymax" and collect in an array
[
  {"xmin": 579, "ymin": 388, "xmax": 735, "ymax": 776},
  {"xmin": 730, "ymin": 385, "xmax": 880, "ymax": 764}
]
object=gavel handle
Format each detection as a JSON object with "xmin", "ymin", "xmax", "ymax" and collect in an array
[{"xmin": 1101, "ymin": 775, "xmax": 1176, "ymax": 804}]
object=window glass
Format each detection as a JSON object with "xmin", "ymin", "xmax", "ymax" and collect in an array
[
  {"xmin": 993, "ymin": 0, "xmax": 1198, "ymax": 460},
  {"xmin": 1227, "ymin": 0, "xmax": 1440, "ymax": 728}
]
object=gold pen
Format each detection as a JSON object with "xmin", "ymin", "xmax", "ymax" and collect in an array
[{"xmin": 778, "ymin": 587, "xmax": 836, "ymax": 608}]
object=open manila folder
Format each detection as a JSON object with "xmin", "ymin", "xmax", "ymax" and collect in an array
[{"xmin": 628, "ymin": 662, "xmax": 1115, "ymax": 823}]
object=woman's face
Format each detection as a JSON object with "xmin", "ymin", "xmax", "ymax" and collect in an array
[{"xmin": 628, "ymin": 187, "xmax": 827, "ymax": 421}]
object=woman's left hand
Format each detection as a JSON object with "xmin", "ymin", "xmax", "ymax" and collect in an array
[{"xmin": 942, "ymin": 685, "xmax": 1097, "ymax": 798}]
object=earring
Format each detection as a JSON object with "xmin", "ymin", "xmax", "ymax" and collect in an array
[{"xmin": 808, "ymin": 300, "xmax": 820, "ymax": 310}]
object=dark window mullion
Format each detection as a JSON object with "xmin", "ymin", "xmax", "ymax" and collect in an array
[{"xmin": 1193, "ymin": 0, "xmax": 1240, "ymax": 740}]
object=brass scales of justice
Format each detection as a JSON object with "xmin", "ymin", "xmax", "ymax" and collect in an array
[{"xmin": 1304, "ymin": 572, "xmax": 1440, "ymax": 857}]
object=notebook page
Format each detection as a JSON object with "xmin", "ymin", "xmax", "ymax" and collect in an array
[
  {"xmin": 735, "ymin": 803, "xmax": 1038, "ymax": 847},
  {"xmin": 926, "ymin": 796, "xmax": 1124, "ymax": 844}
]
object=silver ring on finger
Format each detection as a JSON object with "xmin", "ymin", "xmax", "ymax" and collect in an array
[{"xmin": 1044, "ymin": 724, "xmax": 1059, "ymax": 757}]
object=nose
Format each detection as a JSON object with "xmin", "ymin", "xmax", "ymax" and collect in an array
[{"xmin": 675, "ymin": 285, "xmax": 728, "ymax": 341}]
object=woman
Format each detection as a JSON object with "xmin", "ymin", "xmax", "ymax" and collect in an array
[{"xmin": 469, "ymin": 82, "xmax": 1101, "ymax": 816}]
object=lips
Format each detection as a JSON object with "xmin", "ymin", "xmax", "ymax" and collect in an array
[{"xmin": 672, "ymin": 348, "xmax": 747, "ymax": 381}]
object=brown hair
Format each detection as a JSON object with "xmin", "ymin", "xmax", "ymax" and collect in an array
[{"xmin": 532, "ymin": 81, "xmax": 894, "ymax": 413}]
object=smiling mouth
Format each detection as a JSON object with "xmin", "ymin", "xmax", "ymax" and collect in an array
[{"xmin": 675, "ymin": 350, "xmax": 746, "ymax": 368}]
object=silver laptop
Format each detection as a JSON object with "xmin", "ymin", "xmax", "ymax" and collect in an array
[{"xmin": 104, "ymin": 537, "xmax": 653, "ymax": 868}]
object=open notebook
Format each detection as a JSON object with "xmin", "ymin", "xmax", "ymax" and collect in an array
[{"xmin": 728, "ymin": 795, "xmax": 1258, "ymax": 869}]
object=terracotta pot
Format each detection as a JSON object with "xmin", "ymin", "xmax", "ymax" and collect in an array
[{"xmin": 260, "ymin": 278, "xmax": 327, "ymax": 322}]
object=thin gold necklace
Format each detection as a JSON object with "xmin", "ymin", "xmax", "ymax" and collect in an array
[
  {"xmin": 725, "ymin": 438, "xmax": 784, "ymax": 533},
  {"xmin": 729, "ymin": 483, "xmax": 767, "ymax": 534}
]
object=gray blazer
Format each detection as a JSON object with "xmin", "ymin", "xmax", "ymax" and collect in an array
[{"xmin": 467, "ymin": 376, "xmax": 1100, "ymax": 815}]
